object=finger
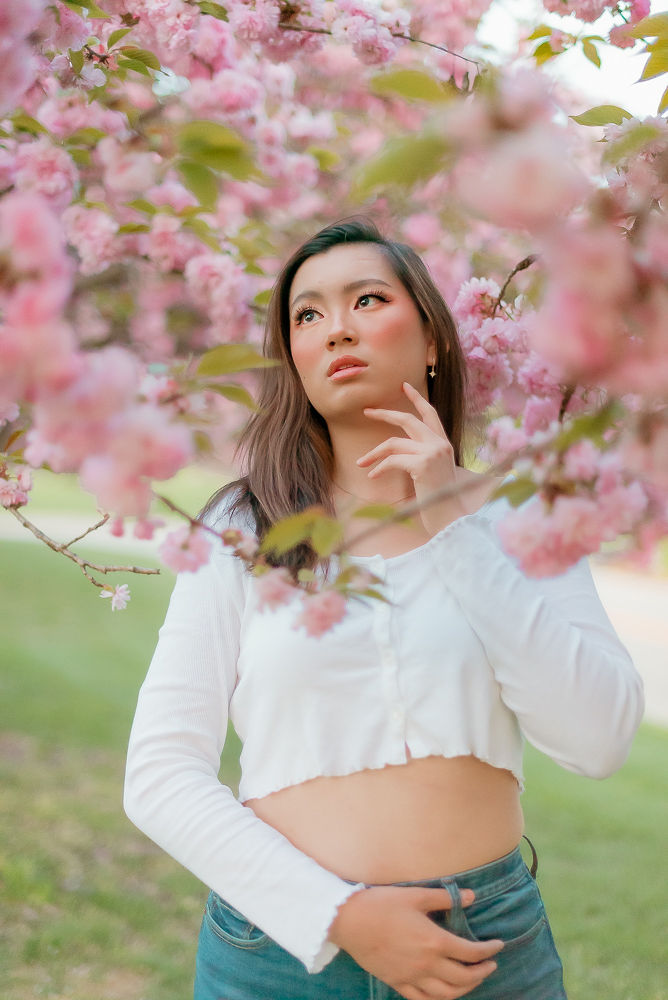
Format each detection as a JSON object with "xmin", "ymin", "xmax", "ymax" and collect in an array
[
  {"xmin": 363, "ymin": 406, "xmax": 433, "ymax": 441},
  {"xmin": 420, "ymin": 963, "xmax": 497, "ymax": 998},
  {"xmin": 412, "ymin": 888, "xmax": 475, "ymax": 911},
  {"xmin": 366, "ymin": 455, "xmax": 420, "ymax": 481},
  {"xmin": 436, "ymin": 930, "xmax": 505, "ymax": 963},
  {"xmin": 402, "ymin": 381, "xmax": 448, "ymax": 437},
  {"xmin": 430, "ymin": 956, "xmax": 498, "ymax": 990},
  {"xmin": 357, "ymin": 438, "xmax": 422, "ymax": 467}
]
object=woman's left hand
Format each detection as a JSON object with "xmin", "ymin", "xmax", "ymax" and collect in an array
[{"xmin": 357, "ymin": 381, "xmax": 467, "ymax": 537}]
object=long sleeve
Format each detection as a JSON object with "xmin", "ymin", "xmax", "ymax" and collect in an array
[
  {"xmin": 427, "ymin": 507, "xmax": 644, "ymax": 778},
  {"xmin": 123, "ymin": 535, "xmax": 365, "ymax": 973}
]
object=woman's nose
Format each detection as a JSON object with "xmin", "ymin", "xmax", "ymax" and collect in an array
[{"xmin": 327, "ymin": 314, "xmax": 358, "ymax": 348}]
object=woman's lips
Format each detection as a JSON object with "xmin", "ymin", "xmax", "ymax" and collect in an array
[{"xmin": 329, "ymin": 365, "xmax": 367, "ymax": 381}]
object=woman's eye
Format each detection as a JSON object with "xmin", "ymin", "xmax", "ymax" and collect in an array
[{"xmin": 357, "ymin": 293, "xmax": 385, "ymax": 308}]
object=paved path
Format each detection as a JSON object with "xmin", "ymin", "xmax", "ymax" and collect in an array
[{"xmin": 2, "ymin": 510, "xmax": 667, "ymax": 727}]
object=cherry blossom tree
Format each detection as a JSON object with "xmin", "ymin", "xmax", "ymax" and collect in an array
[{"xmin": 1, "ymin": 0, "xmax": 666, "ymax": 629}]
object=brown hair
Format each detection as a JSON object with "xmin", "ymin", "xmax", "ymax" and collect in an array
[{"xmin": 201, "ymin": 216, "xmax": 468, "ymax": 572}]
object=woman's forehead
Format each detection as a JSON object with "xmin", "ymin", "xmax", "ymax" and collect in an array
[{"xmin": 290, "ymin": 243, "xmax": 395, "ymax": 299}]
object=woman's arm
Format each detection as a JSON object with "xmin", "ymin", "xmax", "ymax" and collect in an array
[
  {"xmin": 427, "ymin": 504, "xmax": 644, "ymax": 778},
  {"xmin": 123, "ymin": 535, "xmax": 366, "ymax": 974}
]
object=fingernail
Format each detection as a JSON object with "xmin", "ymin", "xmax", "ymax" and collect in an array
[{"xmin": 461, "ymin": 889, "xmax": 475, "ymax": 904}]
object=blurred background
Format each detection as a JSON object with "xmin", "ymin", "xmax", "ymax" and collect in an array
[{"xmin": 1, "ymin": 467, "xmax": 666, "ymax": 1000}]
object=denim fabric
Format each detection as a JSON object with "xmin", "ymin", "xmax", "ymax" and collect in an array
[{"xmin": 193, "ymin": 845, "xmax": 567, "ymax": 1000}]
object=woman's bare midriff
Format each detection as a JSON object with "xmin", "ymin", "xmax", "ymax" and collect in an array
[{"xmin": 244, "ymin": 753, "xmax": 524, "ymax": 884}]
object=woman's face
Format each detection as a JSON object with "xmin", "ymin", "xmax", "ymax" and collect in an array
[{"xmin": 288, "ymin": 243, "xmax": 435, "ymax": 423}]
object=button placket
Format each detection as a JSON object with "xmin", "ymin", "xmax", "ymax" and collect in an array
[{"xmin": 371, "ymin": 564, "xmax": 406, "ymax": 743}]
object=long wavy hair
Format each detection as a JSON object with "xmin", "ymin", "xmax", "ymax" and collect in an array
[{"xmin": 201, "ymin": 217, "xmax": 469, "ymax": 572}]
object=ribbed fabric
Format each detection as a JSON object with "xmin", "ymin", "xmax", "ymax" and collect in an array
[{"xmin": 124, "ymin": 492, "xmax": 643, "ymax": 973}]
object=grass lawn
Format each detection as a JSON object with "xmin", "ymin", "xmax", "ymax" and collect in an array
[{"xmin": 0, "ymin": 538, "xmax": 665, "ymax": 1000}]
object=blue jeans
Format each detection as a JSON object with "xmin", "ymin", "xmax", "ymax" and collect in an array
[{"xmin": 194, "ymin": 843, "xmax": 567, "ymax": 1000}]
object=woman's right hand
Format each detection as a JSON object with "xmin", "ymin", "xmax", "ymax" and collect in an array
[{"xmin": 328, "ymin": 885, "xmax": 504, "ymax": 1000}]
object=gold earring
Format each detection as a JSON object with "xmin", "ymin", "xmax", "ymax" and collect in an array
[{"xmin": 428, "ymin": 363, "xmax": 436, "ymax": 379}]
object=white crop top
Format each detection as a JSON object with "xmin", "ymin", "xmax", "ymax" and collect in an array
[{"xmin": 124, "ymin": 490, "xmax": 644, "ymax": 974}]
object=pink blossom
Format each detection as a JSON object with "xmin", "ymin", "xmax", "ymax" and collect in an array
[
  {"xmin": 184, "ymin": 253, "xmax": 253, "ymax": 340},
  {"xmin": 185, "ymin": 69, "xmax": 264, "ymax": 118},
  {"xmin": 0, "ymin": 478, "xmax": 30, "ymax": 508},
  {"xmin": 629, "ymin": 0, "xmax": 650, "ymax": 23},
  {"xmin": 521, "ymin": 396, "xmax": 561, "ymax": 436},
  {"xmin": 146, "ymin": 180, "xmax": 198, "ymax": 213},
  {"xmin": 0, "ymin": 402, "xmax": 20, "ymax": 425},
  {"xmin": 226, "ymin": 0, "xmax": 280, "ymax": 43},
  {"xmin": 0, "ymin": 40, "xmax": 38, "ymax": 116},
  {"xmin": 255, "ymin": 567, "xmax": 297, "ymax": 610},
  {"xmin": 483, "ymin": 416, "xmax": 528, "ymax": 464},
  {"xmin": 563, "ymin": 440, "xmax": 601, "ymax": 481},
  {"xmin": 499, "ymin": 494, "xmax": 605, "ymax": 577},
  {"xmin": 453, "ymin": 278, "xmax": 501, "ymax": 323},
  {"xmin": 100, "ymin": 583, "xmax": 131, "ymax": 611},
  {"xmin": 145, "ymin": 215, "xmax": 203, "ymax": 273},
  {"xmin": 97, "ymin": 137, "xmax": 158, "ymax": 194},
  {"xmin": 608, "ymin": 24, "xmax": 635, "ymax": 49},
  {"xmin": 295, "ymin": 589, "xmax": 347, "ymax": 637},
  {"xmin": 402, "ymin": 214, "xmax": 442, "ymax": 249},
  {"xmin": 63, "ymin": 205, "xmax": 119, "ymax": 275},
  {"xmin": 134, "ymin": 517, "xmax": 165, "ymax": 540},
  {"xmin": 37, "ymin": 92, "xmax": 128, "ymax": 138},
  {"xmin": 0, "ymin": 0, "xmax": 46, "ymax": 36},
  {"xmin": 159, "ymin": 525, "xmax": 212, "ymax": 573},
  {"xmin": 457, "ymin": 129, "xmax": 589, "ymax": 232},
  {"xmin": 14, "ymin": 138, "xmax": 78, "ymax": 212},
  {"xmin": 39, "ymin": 1, "xmax": 91, "ymax": 51},
  {"xmin": 190, "ymin": 14, "xmax": 237, "ymax": 73}
]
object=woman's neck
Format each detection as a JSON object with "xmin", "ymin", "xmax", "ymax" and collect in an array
[{"xmin": 328, "ymin": 419, "xmax": 414, "ymax": 506}]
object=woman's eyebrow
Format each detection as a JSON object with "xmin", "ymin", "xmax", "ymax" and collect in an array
[{"xmin": 290, "ymin": 278, "xmax": 392, "ymax": 311}]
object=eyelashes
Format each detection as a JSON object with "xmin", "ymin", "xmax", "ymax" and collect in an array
[{"xmin": 293, "ymin": 290, "xmax": 390, "ymax": 326}]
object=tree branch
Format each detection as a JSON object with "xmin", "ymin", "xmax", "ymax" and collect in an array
[
  {"xmin": 492, "ymin": 254, "xmax": 538, "ymax": 317},
  {"xmin": 7, "ymin": 507, "xmax": 160, "ymax": 587}
]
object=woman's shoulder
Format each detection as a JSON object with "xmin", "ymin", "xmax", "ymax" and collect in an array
[{"xmin": 199, "ymin": 481, "xmax": 257, "ymax": 537}]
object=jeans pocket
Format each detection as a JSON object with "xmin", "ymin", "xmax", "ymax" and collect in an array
[
  {"xmin": 204, "ymin": 891, "xmax": 270, "ymax": 950},
  {"xmin": 456, "ymin": 870, "xmax": 548, "ymax": 951}
]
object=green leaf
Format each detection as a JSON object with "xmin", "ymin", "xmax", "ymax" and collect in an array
[
  {"xmin": 126, "ymin": 198, "xmax": 158, "ymax": 215},
  {"xmin": 10, "ymin": 112, "xmax": 48, "ymax": 136},
  {"xmin": 66, "ymin": 126, "xmax": 107, "ymax": 145},
  {"xmin": 630, "ymin": 13, "xmax": 668, "ymax": 39},
  {"xmin": 582, "ymin": 39, "xmax": 601, "ymax": 68},
  {"xmin": 571, "ymin": 104, "xmax": 633, "ymax": 126},
  {"xmin": 307, "ymin": 147, "xmax": 341, "ymax": 171},
  {"xmin": 118, "ymin": 223, "xmax": 150, "ymax": 233},
  {"xmin": 639, "ymin": 44, "xmax": 668, "ymax": 82},
  {"xmin": 357, "ymin": 587, "xmax": 390, "ymax": 603},
  {"xmin": 297, "ymin": 568, "xmax": 316, "ymax": 584},
  {"xmin": 108, "ymin": 27, "xmax": 133, "ymax": 48},
  {"xmin": 310, "ymin": 517, "xmax": 343, "ymax": 558},
  {"xmin": 196, "ymin": 344, "xmax": 277, "ymax": 377},
  {"xmin": 261, "ymin": 512, "xmax": 316, "ymax": 556},
  {"xmin": 659, "ymin": 82, "xmax": 668, "ymax": 114},
  {"xmin": 198, "ymin": 0, "xmax": 229, "ymax": 19},
  {"xmin": 555, "ymin": 401, "xmax": 624, "ymax": 452},
  {"xmin": 176, "ymin": 159, "xmax": 218, "ymax": 211},
  {"xmin": 119, "ymin": 46, "xmax": 161, "ymax": 70},
  {"xmin": 253, "ymin": 288, "xmax": 273, "ymax": 307},
  {"xmin": 353, "ymin": 133, "xmax": 450, "ymax": 198},
  {"xmin": 203, "ymin": 383, "xmax": 257, "ymax": 410},
  {"xmin": 61, "ymin": 0, "xmax": 111, "ymax": 17},
  {"xmin": 69, "ymin": 48, "xmax": 85, "ymax": 74},
  {"xmin": 178, "ymin": 122, "xmax": 256, "ymax": 179},
  {"xmin": 181, "ymin": 217, "xmax": 222, "ymax": 252},
  {"xmin": 526, "ymin": 25, "xmax": 553, "ymax": 41},
  {"xmin": 69, "ymin": 148, "xmax": 92, "ymax": 166},
  {"xmin": 117, "ymin": 56, "xmax": 151, "ymax": 76},
  {"xmin": 353, "ymin": 503, "xmax": 398, "ymax": 520},
  {"xmin": 179, "ymin": 121, "xmax": 245, "ymax": 155},
  {"xmin": 533, "ymin": 40, "xmax": 555, "ymax": 66},
  {"xmin": 602, "ymin": 122, "xmax": 662, "ymax": 164},
  {"xmin": 370, "ymin": 69, "xmax": 451, "ymax": 103},
  {"xmin": 494, "ymin": 477, "xmax": 537, "ymax": 508}
]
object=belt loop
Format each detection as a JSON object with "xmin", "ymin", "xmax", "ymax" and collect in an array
[{"xmin": 522, "ymin": 834, "xmax": 538, "ymax": 879}]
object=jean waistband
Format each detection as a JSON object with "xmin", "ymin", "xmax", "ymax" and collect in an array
[{"xmin": 342, "ymin": 839, "xmax": 537, "ymax": 904}]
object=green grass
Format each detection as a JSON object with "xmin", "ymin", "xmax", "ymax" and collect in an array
[{"xmin": 0, "ymin": 539, "xmax": 666, "ymax": 999}]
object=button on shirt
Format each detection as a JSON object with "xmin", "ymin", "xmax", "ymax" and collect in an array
[{"xmin": 124, "ymin": 492, "xmax": 644, "ymax": 975}]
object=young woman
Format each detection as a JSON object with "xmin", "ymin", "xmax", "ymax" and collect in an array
[{"xmin": 124, "ymin": 218, "xmax": 644, "ymax": 1000}]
